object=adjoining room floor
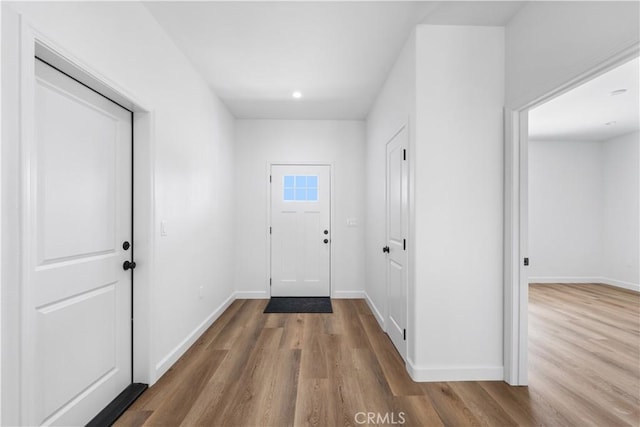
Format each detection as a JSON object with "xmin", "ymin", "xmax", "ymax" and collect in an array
[
  {"xmin": 116, "ymin": 291, "xmax": 639, "ymax": 426},
  {"xmin": 528, "ymin": 283, "xmax": 639, "ymax": 426}
]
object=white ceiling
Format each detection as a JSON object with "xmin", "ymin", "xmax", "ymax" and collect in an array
[
  {"xmin": 529, "ymin": 57, "xmax": 640, "ymax": 142},
  {"xmin": 420, "ymin": 1, "xmax": 525, "ymax": 26},
  {"xmin": 144, "ymin": 1, "xmax": 525, "ymax": 119}
]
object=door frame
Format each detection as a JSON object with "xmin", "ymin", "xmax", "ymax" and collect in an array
[
  {"xmin": 503, "ymin": 42, "xmax": 639, "ymax": 385},
  {"xmin": 266, "ymin": 162, "xmax": 334, "ymax": 298},
  {"xmin": 2, "ymin": 15, "xmax": 156, "ymax": 424}
]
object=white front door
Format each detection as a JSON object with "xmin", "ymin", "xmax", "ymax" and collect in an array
[
  {"xmin": 23, "ymin": 59, "xmax": 133, "ymax": 426},
  {"xmin": 385, "ymin": 127, "xmax": 408, "ymax": 360},
  {"xmin": 270, "ymin": 165, "xmax": 331, "ymax": 297}
]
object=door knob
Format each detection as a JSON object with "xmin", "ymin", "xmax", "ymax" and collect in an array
[
  {"xmin": 123, "ymin": 260, "xmax": 136, "ymax": 271},
  {"xmin": 323, "ymin": 239, "xmax": 329, "ymax": 244},
  {"xmin": 382, "ymin": 246, "xmax": 390, "ymax": 253},
  {"xmin": 324, "ymin": 230, "xmax": 328, "ymax": 235},
  {"xmin": 122, "ymin": 241, "xmax": 131, "ymax": 250}
]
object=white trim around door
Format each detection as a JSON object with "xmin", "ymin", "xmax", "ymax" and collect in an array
[
  {"xmin": 503, "ymin": 42, "xmax": 640, "ymax": 386},
  {"xmin": 1, "ymin": 14, "xmax": 156, "ymax": 425}
]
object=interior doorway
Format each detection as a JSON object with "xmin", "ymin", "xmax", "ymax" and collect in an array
[
  {"xmin": 527, "ymin": 57, "xmax": 639, "ymax": 289},
  {"xmin": 524, "ymin": 58, "xmax": 639, "ymax": 416},
  {"xmin": 504, "ymin": 46, "xmax": 639, "ymax": 385}
]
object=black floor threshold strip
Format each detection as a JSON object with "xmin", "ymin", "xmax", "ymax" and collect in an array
[{"xmin": 86, "ymin": 382, "xmax": 148, "ymax": 427}]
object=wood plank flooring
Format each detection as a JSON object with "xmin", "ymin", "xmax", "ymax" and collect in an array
[
  {"xmin": 117, "ymin": 285, "xmax": 639, "ymax": 426},
  {"xmin": 527, "ymin": 283, "xmax": 640, "ymax": 427}
]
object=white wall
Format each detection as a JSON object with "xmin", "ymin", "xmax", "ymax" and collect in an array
[
  {"xmin": 2, "ymin": 4, "xmax": 235, "ymax": 423},
  {"xmin": 366, "ymin": 25, "xmax": 504, "ymax": 382},
  {"xmin": 506, "ymin": 1, "xmax": 639, "ymax": 109},
  {"xmin": 411, "ymin": 25, "xmax": 505, "ymax": 381},
  {"xmin": 234, "ymin": 120, "xmax": 366, "ymax": 298},
  {"xmin": 528, "ymin": 134, "xmax": 639, "ymax": 292},
  {"xmin": 1, "ymin": 6, "xmax": 21, "ymax": 423},
  {"xmin": 603, "ymin": 132, "xmax": 639, "ymax": 290},
  {"xmin": 528, "ymin": 141, "xmax": 604, "ymax": 281},
  {"xmin": 365, "ymin": 31, "xmax": 416, "ymax": 326}
]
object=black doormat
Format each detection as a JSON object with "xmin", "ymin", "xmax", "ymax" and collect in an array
[{"xmin": 264, "ymin": 297, "xmax": 333, "ymax": 313}]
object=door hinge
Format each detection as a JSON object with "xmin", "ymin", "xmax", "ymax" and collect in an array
[
  {"xmin": 269, "ymin": 226, "xmax": 272, "ymax": 234},
  {"xmin": 403, "ymin": 239, "xmax": 406, "ymax": 250},
  {"xmin": 270, "ymin": 278, "xmax": 272, "ymax": 286},
  {"xmin": 403, "ymin": 329, "xmax": 406, "ymax": 340},
  {"xmin": 524, "ymin": 257, "xmax": 529, "ymax": 266},
  {"xmin": 270, "ymin": 175, "xmax": 272, "ymax": 183},
  {"xmin": 403, "ymin": 149, "xmax": 406, "ymax": 161}
]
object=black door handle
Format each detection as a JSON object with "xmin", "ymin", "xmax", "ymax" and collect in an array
[
  {"xmin": 323, "ymin": 239, "xmax": 329, "ymax": 244},
  {"xmin": 123, "ymin": 260, "xmax": 136, "ymax": 271},
  {"xmin": 382, "ymin": 246, "xmax": 390, "ymax": 253}
]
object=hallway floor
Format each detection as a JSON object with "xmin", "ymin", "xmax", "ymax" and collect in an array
[{"xmin": 116, "ymin": 287, "xmax": 639, "ymax": 426}]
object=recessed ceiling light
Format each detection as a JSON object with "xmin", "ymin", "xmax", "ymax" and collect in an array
[
  {"xmin": 292, "ymin": 91, "xmax": 302, "ymax": 99},
  {"xmin": 611, "ymin": 89, "xmax": 627, "ymax": 96},
  {"xmin": 605, "ymin": 121, "xmax": 617, "ymax": 126}
]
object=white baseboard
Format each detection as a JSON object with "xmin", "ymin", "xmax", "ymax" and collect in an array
[
  {"xmin": 529, "ymin": 276, "xmax": 639, "ymax": 292},
  {"xmin": 599, "ymin": 277, "xmax": 640, "ymax": 293},
  {"xmin": 529, "ymin": 276, "xmax": 601, "ymax": 284},
  {"xmin": 332, "ymin": 290, "xmax": 365, "ymax": 299},
  {"xmin": 154, "ymin": 292, "xmax": 236, "ymax": 378},
  {"xmin": 364, "ymin": 291, "xmax": 385, "ymax": 329},
  {"xmin": 407, "ymin": 358, "xmax": 504, "ymax": 382},
  {"xmin": 235, "ymin": 290, "xmax": 269, "ymax": 299}
]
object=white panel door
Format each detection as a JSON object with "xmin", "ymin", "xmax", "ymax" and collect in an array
[
  {"xmin": 24, "ymin": 59, "xmax": 132, "ymax": 426},
  {"xmin": 385, "ymin": 127, "xmax": 408, "ymax": 360},
  {"xmin": 271, "ymin": 165, "xmax": 330, "ymax": 297}
]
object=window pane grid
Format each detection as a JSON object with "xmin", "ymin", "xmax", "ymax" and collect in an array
[{"xmin": 283, "ymin": 175, "xmax": 318, "ymax": 201}]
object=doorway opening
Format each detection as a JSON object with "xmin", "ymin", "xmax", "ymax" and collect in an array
[
  {"xmin": 524, "ymin": 57, "xmax": 639, "ymax": 422},
  {"xmin": 504, "ymin": 45, "xmax": 639, "ymax": 386}
]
